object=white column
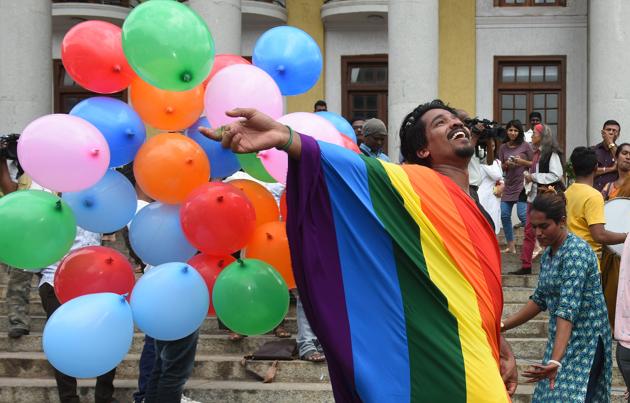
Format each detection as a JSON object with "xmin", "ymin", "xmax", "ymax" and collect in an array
[
  {"xmin": 588, "ymin": 1, "xmax": 630, "ymax": 145},
  {"xmin": 0, "ymin": 0, "xmax": 52, "ymax": 133},
  {"xmin": 388, "ymin": 0, "xmax": 439, "ymax": 160},
  {"xmin": 189, "ymin": 0, "xmax": 242, "ymax": 55}
]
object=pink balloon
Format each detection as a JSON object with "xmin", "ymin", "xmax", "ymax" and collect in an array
[
  {"xmin": 259, "ymin": 113, "xmax": 344, "ymax": 184},
  {"xmin": 17, "ymin": 114, "xmax": 110, "ymax": 192},
  {"xmin": 204, "ymin": 64, "xmax": 283, "ymax": 127}
]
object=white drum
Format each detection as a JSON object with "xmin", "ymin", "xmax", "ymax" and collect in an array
[{"xmin": 604, "ymin": 197, "xmax": 630, "ymax": 256}]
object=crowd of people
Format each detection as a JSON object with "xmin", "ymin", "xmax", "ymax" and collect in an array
[{"xmin": 2, "ymin": 97, "xmax": 630, "ymax": 402}]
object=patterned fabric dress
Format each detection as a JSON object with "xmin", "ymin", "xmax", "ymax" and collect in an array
[{"xmin": 530, "ymin": 232, "xmax": 612, "ymax": 402}]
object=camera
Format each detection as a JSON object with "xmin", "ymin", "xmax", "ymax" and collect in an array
[
  {"xmin": 0, "ymin": 133, "xmax": 20, "ymax": 160},
  {"xmin": 463, "ymin": 118, "xmax": 506, "ymax": 144}
]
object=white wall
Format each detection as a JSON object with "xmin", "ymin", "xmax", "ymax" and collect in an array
[{"xmin": 476, "ymin": 0, "xmax": 588, "ymax": 155}]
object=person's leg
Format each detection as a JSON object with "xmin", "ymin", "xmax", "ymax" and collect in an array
[
  {"xmin": 519, "ymin": 204, "xmax": 535, "ymax": 271},
  {"xmin": 585, "ymin": 337, "xmax": 605, "ymax": 402},
  {"xmin": 133, "ymin": 335, "xmax": 156, "ymax": 403},
  {"xmin": 94, "ymin": 367, "xmax": 117, "ymax": 403},
  {"xmin": 500, "ymin": 201, "xmax": 515, "ymax": 252},
  {"xmin": 296, "ymin": 295, "xmax": 324, "ymax": 361},
  {"xmin": 601, "ymin": 248, "xmax": 621, "ymax": 331},
  {"xmin": 143, "ymin": 338, "xmax": 163, "ymax": 403},
  {"xmin": 6, "ymin": 267, "xmax": 34, "ymax": 338},
  {"xmin": 144, "ymin": 330, "xmax": 199, "ymax": 403},
  {"xmin": 616, "ymin": 342, "xmax": 630, "ymax": 398},
  {"xmin": 38, "ymin": 283, "xmax": 79, "ymax": 403}
]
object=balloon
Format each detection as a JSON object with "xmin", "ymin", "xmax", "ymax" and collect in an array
[
  {"xmin": 43, "ymin": 293, "xmax": 134, "ymax": 378},
  {"xmin": 226, "ymin": 179, "xmax": 279, "ymax": 227},
  {"xmin": 130, "ymin": 77, "xmax": 204, "ymax": 131},
  {"xmin": 341, "ymin": 134, "xmax": 361, "ymax": 154},
  {"xmin": 70, "ymin": 97, "xmax": 146, "ymax": 167},
  {"xmin": 180, "ymin": 183, "xmax": 256, "ymax": 255},
  {"xmin": 213, "ymin": 259, "xmax": 289, "ymax": 336},
  {"xmin": 129, "ymin": 202, "xmax": 197, "ymax": 266},
  {"xmin": 236, "ymin": 153, "xmax": 276, "ymax": 183},
  {"xmin": 259, "ymin": 112, "xmax": 343, "ymax": 184},
  {"xmin": 244, "ymin": 222, "xmax": 294, "ymax": 289},
  {"xmin": 185, "ymin": 117, "xmax": 240, "ymax": 179},
  {"xmin": 61, "ymin": 21, "xmax": 136, "ymax": 94},
  {"xmin": 187, "ymin": 254, "xmax": 235, "ymax": 316},
  {"xmin": 0, "ymin": 191, "xmax": 76, "ymax": 270},
  {"xmin": 204, "ymin": 64, "xmax": 283, "ymax": 127},
  {"xmin": 253, "ymin": 26, "xmax": 323, "ymax": 96},
  {"xmin": 17, "ymin": 114, "xmax": 110, "ymax": 192},
  {"xmin": 54, "ymin": 246, "xmax": 135, "ymax": 304},
  {"xmin": 131, "ymin": 262, "xmax": 209, "ymax": 340},
  {"xmin": 316, "ymin": 111, "xmax": 357, "ymax": 143},
  {"xmin": 202, "ymin": 54, "xmax": 250, "ymax": 88},
  {"xmin": 62, "ymin": 170, "xmax": 137, "ymax": 233},
  {"xmin": 279, "ymin": 190, "xmax": 287, "ymax": 221},
  {"xmin": 134, "ymin": 133, "xmax": 210, "ymax": 204},
  {"xmin": 122, "ymin": 1, "xmax": 214, "ymax": 91}
]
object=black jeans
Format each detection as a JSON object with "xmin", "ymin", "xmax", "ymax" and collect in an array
[
  {"xmin": 617, "ymin": 342, "xmax": 630, "ymax": 402},
  {"xmin": 133, "ymin": 335, "xmax": 156, "ymax": 403},
  {"xmin": 144, "ymin": 329, "xmax": 199, "ymax": 403},
  {"xmin": 38, "ymin": 283, "xmax": 116, "ymax": 403}
]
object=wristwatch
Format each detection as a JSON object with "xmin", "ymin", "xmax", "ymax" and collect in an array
[{"xmin": 608, "ymin": 143, "xmax": 616, "ymax": 150}]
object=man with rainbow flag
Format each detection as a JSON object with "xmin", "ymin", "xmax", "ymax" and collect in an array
[{"xmin": 201, "ymin": 99, "xmax": 517, "ymax": 402}]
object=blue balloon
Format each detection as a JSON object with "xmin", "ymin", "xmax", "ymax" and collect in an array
[
  {"xmin": 70, "ymin": 97, "xmax": 146, "ymax": 167},
  {"xmin": 131, "ymin": 262, "xmax": 209, "ymax": 340},
  {"xmin": 62, "ymin": 169, "xmax": 137, "ymax": 233},
  {"xmin": 185, "ymin": 117, "xmax": 240, "ymax": 179},
  {"xmin": 129, "ymin": 202, "xmax": 197, "ymax": 266},
  {"xmin": 43, "ymin": 293, "xmax": 133, "ymax": 378},
  {"xmin": 316, "ymin": 111, "xmax": 357, "ymax": 143},
  {"xmin": 253, "ymin": 26, "xmax": 323, "ymax": 96}
]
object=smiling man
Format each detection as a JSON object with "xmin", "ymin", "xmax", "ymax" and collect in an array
[{"xmin": 200, "ymin": 99, "xmax": 516, "ymax": 403}]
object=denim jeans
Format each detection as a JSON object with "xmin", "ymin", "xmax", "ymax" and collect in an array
[
  {"xmin": 144, "ymin": 329, "xmax": 199, "ymax": 403},
  {"xmin": 500, "ymin": 201, "xmax": 527, "ymax": 242},
  {"xmin": 133, "ymin": 335, "xmax": 155, "ymax": 403},
  {"xmin": 296, "ymin": 296, "xmax": 321, "ymax": 357}
]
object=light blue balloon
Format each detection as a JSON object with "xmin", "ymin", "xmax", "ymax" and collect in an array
[
  {"xmin": 253, "ymin": 26, "xmax": 323, "ymax": 96},
  {"xmin": 63, "ymin": 170, "xmax": 137, "ymax": 233},
  {"xmin": 130, "ymin": 262, "xmax": 209, "ymax": 340},
  {"xmin": 185, "ymin": 117, "xmax": 240, "ymax": 179},
  {"xmin": 316, "ymin": 111, "xmax": 357, "ymax": 143},
  {"xmin": 129, "ymin": 202, "xmax": 197, "ymax": 266},
  {"xmin": 70, "ymin": 97, "xmax": 146, "ymax": 168},
  {"xmin": 43, "ymin": 293, "xmax": 133, "ymax": 378}
]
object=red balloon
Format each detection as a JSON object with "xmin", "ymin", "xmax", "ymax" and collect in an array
[
  {"xmin": 202, "ymin": 54, "xmax": 250, "ymax": 88},
  {"xmin": 187, "ymin": 253, "xmax": 235, "ymax": 315},
  {"xmin": 61, "ymin": 21, "xmax": 136, "ymax": 94},
  {"xmin": 280, "ymin": 190, "xmax": 287, "ymax": 222},
  {"xmin": 341, "ymin": 134, "xmax": 361, "ymax": 154},
  {"xmin": 180, "ymin": 183, "xmax": 256, "ymax": 255},
  {"xmin": 53, "ymin": 246, "xmax": 135, "ymax": 304}
]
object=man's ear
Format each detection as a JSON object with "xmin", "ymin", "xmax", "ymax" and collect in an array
[{"xmin": 416, "ymin": 148, "xmax": 430, "ymax": 160}]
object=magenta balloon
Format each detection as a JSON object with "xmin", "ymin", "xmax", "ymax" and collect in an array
[
  {"xmin": 204, "ymin": 64, "xmax": 283, "ymax": 127},
  {"xmin": 17, "ymin": 114, "xmax": 110, "ymax": 192},
  {"xmin": 259, "ymin": 113, "xmax": 343, "ymax": 184}
]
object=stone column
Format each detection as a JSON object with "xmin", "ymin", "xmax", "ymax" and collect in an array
[
  {"xmin": 388, "ymin": 0, "xmax": 439, "ymax": 160},
  {"xmin": 0, "ymin": 0, "xmax": 52, "ymax": 133},
  {"xmin": 588, "ymin": 1, "xmax": 630, "ymax": 145},
  {"xmin": 189, "ymin": 0, "xmax": 242, "ymax": 55}
]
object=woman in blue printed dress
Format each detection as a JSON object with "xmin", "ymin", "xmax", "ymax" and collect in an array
[{"xmin": 502, "ymin": 192, "xmax": 612, "ymax": 402}]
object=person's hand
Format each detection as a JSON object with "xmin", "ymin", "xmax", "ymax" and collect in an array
[
  {"xmin": 524, "ymin": 171, "xmax": 532, "ymax": 184},
  {"xmin": 198, "ymin": 108, "xmax": 289, "ymax": 153},
  {"xmin": 500, "ymin": 349, "xmax": 518, "ymax": 396},
  {"xmin": 523, "ymin": 363, "xmax": 560, "ymax": 389}
]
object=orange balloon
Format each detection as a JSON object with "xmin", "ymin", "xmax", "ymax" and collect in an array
[
  {"xmin": 227, "ymin": 179, "xmax": 279, "ymax": 227},
  {"xmin": 130, "ymin": 77, "xmax": 204, "ymax": 131},
  {"xmin": 134, "ymin": 133, "xmax": 210, "ymax": 204},
  {"xmin": 244, "ymin": 221, "xmax": 295, "ymax": 289},
  {"xmin": 279, "ymin": 190, "xmax": 287, "ymax": 221}
]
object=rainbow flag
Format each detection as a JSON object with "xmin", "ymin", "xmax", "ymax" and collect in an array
[{"xmin": 286, "ymin": 135, "xmax": 508, "ymax": 403}]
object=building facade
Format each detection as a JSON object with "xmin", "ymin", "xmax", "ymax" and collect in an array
[{"xmin": 1, "ymin": 0, "xmax": 629, "ymax": 160}]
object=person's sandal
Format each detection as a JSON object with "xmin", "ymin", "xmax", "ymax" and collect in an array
[
  {"xmin": 301, "ymin": 350, "xmax": 326, "ymax": 362},
  {"xmin": 274, "ymin": 326, "xmax": 291, "ymax": 338},
  {"xmin": 228, "ymin": 332, "xmax": 246, "ymax": 341}
]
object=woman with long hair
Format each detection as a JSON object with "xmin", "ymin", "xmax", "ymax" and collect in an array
[
  {"xmin": 502, "ymin": 192, "xmax": 612, "ymax": 402},
  {"xmin": 516, "ymin": 123, "xmax": 564, "ymax": 275},
  {"xmin": 498, "ymin": 120, "xmax": 533, "ymax": 254}
]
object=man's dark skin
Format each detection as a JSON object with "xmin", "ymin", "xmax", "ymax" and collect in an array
[
  {"xmin": 362, "ymin": 132, "xmax": 387, "ymax": 154},
  {"xmin": 199, "ymin": 107, "xmax": 519, "ymax": 396},
  {"xmin": 596, "ymin": 122, "xmax": 620, "ymax": 178}
]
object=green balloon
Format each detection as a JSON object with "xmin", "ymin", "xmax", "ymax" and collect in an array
[
  {"xmin": 236, "ymin": 153, "xmax": 277, "ymax": 183},
  {"xmin": 0, "ymin": 191, "xmax": 76, "ymax": 270},
  {"xmin": 122, "ymin": 0, "xmax": 215, "ymax": 91},
  {"xmin": 213, "ymin": 258, "xmax": 289, "ymax": 336}
]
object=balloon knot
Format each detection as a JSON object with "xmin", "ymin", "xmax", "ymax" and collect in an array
[
  {"xmin": 90, "ymin": 148, "xmax": 100, "ymax": 156},
  {"xmin": 125, "ymin": 129, "xmax": 135, "ymax": 137},
  {"xmin": 120, "ymin": 293, "xmax": 128, "ymax": 302},
  {"xmin": 112, "ymin": 64, "xmax": 122, "ymax": 73},
  {"xmin": 237, "ymin": 258, "xmax": 244, "ymax": 266},
  {"xmin": 181, "ymin": 71, "xmax": 192, "ymax": 82},
  {"xmin": 55, "ymin": 200, "xmax": 62, "ymax": 210},
  {"xmin": 182, "ymin": 265, "xmax": 189, "ymax": 273},
  {"xmin": 83, "ymin": 198, "xmax": 94, "ymax": 208},
  {"xmin": 165, "ymin": 106, "xmax": 174, "ymax": 114},
  {"xmin": 217, "ymin": 195, "xmax": 224, "ymax": 202},
  {"xmin": 186, "ymin": 159, "xmax": 193, "ymax": 165},
  {"xmin": 105, "ymin": 257, "xmax": 114, "ymax": 264},
  {"xmin": 266, "ymin": 232, "xmax": 273, "ymax": 240},
  {"xmin": 277, "ymin": 65, "xmax": 286, "ymax": 73},
  {"xmin": 218, "ymin": 259, "xmax": 224, "ymax": 268}
]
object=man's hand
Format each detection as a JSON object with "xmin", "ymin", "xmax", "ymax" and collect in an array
[
  {"xmin": 499, "ymin": 336, "xmax": 518, "ymax": 396},
  {"xmin": 523, "ymin": 363, "xmax": 559, "ymax": 389}
]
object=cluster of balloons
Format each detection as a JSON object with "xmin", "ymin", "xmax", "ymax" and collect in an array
[{"xmin": 0, "ymin": 0, "xmax": 362, "ymax": 380}]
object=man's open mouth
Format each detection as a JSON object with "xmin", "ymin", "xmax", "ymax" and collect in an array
[{"xmin": 447, "ymin": 129, "xmax": 470, "ymax": 141}]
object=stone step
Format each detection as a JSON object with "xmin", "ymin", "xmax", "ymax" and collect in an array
[
  {"xmin": 516, "ymin": 359, "xmax": 625, "ymax": 388},
  {"xmin": 503, "ymin": 287, "xmax": 535, "ymax": 303},
  {"xmin": 0, "ymin": 352, "xmax": 330, "ymax": 384},
  {"xmin": 0, "ymin": 315, "xmax": 298, "ymax": 335},
  {"xmin": 0, "ymin": 378, "xmax": 335, "ymax": 403},
  {"xmin": 503, "ymin": 303, "xmax": 548, "ymax": 318},
  {"xmin": 511, "ymin": 384, "xmax": 627, "ymax": 403},
  {"xmin": 502, "ymin": 274, "xmax": 540, "ymax": 288},
  {"xmin": 504, "ymin": 320, "xmax": 548, "ymax": 338}
]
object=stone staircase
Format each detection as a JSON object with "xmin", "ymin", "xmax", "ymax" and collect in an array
[{"xmin": 0, "ymin": 228, "xmax": 626, "ymax": 402}]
